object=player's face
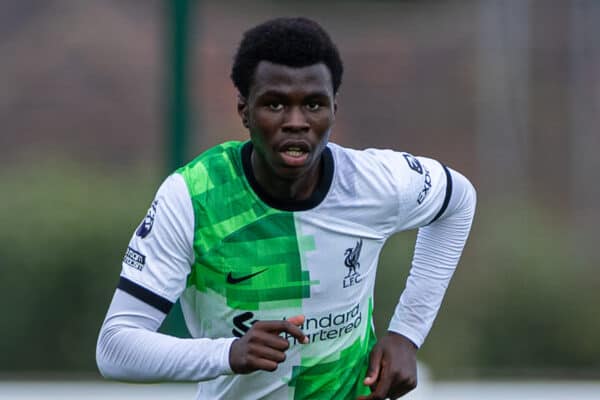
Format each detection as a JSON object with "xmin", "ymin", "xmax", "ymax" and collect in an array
[{"xmin": 239, "ymin": 61, "xmax": 337, "ymax": 181}]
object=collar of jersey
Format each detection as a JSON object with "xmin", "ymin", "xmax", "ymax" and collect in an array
[{"xmin": 240, "ymin": 141, "xmax": 334, "ymax": 212}]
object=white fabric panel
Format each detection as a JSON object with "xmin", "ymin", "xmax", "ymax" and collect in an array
[
  {"xmin": 388, "ymin": 168, "xmax": 476, "ymax": 347},
  {"xmin": 120, "ymin": 173, "xmax": 194, "ymax": 303},
  {"xmin": 96, "ymin": 290, "xmax": 235, "ymax": 382}
]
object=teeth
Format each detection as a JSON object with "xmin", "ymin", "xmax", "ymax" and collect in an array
[{"xmin": 283, "ymin": 146, "xmax": 306, "ymax": 157}]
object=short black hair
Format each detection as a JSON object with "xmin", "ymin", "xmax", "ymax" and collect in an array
[{"xmin": 231, "ymin": 17, "xmax": 343, "ymax": 98}]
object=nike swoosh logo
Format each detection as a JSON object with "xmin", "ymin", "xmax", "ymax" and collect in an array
[{"xmin": 227, "ymin": 268, "xmax": 268, "ymax": 284}]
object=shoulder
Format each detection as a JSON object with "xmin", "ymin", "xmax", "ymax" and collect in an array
[
  {"xmin": 324, "ymin": 144, "xmax": 419, "ymax": 232},
  {"xmin": 328, "ymin": 142, "xmax": 428, "ymax": 191},
  {"xmin": 328, "ymin": 142, "xmax": 394, "ymax": 176},
  {"xmin": 176, "ymin": 141, "xmax": 245, "ymax": 197},
  {"xmin": 138, "ymin": 173, "xmax": 193, "ymax": 240},
  {"xmin": 327, "ymin": 143, "xmax": 451, "ymax": 228}
]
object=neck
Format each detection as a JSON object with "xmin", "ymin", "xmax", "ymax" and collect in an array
[
  {"xmin": 240, "ymin": 141, "xmax": 333, "ymax": 211},
  {"xmin": 251, "ymin": 150, "xmax": 322, "ymax": 202}
]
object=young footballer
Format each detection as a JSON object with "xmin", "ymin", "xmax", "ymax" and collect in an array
[{"xmin": 97, "ymin": 17, "xmax": 476, "ymax": 400}]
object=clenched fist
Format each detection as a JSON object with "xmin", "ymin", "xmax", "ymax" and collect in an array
[{"xmin": 229, "ymin": 315, "xmax": 308, "ymax": 374}]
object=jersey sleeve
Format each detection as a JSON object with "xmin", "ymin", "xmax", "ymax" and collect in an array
[
  {"xmin": 119, "ymin": 173, "xmax": 194, "ymax": 311},
  {"xmin": 388, "ymin": 168, "xmax": 476, "ymax": 347},
  {"xmin": 385, "ymin": 152, "xmax": 452, "ymax": 233},
  {"xmin": 96, "ymin": 289, "xmax": 235, "ymax": 381}
]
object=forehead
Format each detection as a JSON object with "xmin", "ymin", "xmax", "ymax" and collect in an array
[{"xmin": 250, "ymin": 61, "xmax": 334, "ymax": 98}]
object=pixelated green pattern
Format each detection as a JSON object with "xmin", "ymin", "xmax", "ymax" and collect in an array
[
  {"xmin": 177, "ymin": 142, "xmax": 314, "ymax": 310},
  {"xmin": 288, "ymin": 300, "xmax": 376, "ymax": 399}
]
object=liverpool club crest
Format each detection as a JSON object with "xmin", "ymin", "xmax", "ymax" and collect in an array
[{"xmin": 343, "ymin": 239, "xmax": 363, "ymax": 288}]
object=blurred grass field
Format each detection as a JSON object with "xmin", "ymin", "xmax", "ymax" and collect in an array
[
  {"xmin": 1, "ymin": 380, "xmax": 600, "ymax": 399},
  {"xmin": 2, "ymin": 1, "xmax": 600, "ymax": 394},
  {"xmin": 1, "ymin": 160, "xmax": 599, "ymax": 380}
]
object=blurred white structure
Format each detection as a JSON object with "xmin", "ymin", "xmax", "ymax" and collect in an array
[
  {"xmin": 400, "ymin": 362, "xmax": 432, "ymax": 400},
  {"xmin": 2, "ymin": 374, "xmax": 600, "ymax": 400},
  {"xmin": 433, "ymin": 381, "xmax": 600, "ymax": 400}
]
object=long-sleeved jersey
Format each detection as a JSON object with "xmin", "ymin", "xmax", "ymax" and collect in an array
[{"xmin": 97, "ymin": 140, "xmax": 476, "ymax": 399}]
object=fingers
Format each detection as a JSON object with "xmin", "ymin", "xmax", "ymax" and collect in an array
[
  {"xmin": 229, "ymin": 315, "xmax": 308, "ymax": 374},
  {"xmin": 230, "ymin": 332, "xmax": 288, "ymax": 374},
  {"xmin": 365, "ymin": 366, "xmax": 392, "ymax": 400},
  {"xmin": 357, "ymin": 363, "xmax": 392, "ymax": 400},
  {"xmin": 284, "ymin": 314, "xmax": 308, "ymax": 344},
  {"xmin": 256, "ymin": 316, "xmax": 309, "ymax": 344},
  {"xmin": 363, "ymin": 344, "xmax": 382, "ymax": 386},
  {"xmin": 286, "ymin": 314, "xmax": 305, "ymax": 326},
  {"xmin": 246, "ymin": 342, "xmax": 287, "ymax": 371},
  {"xmin": 358, "ymin": 332, "xmax": 420, "ymax": 399},
  {"xmin": 357, "ymin": 345, "xmax": 390, "ymax": 400},
  {"xmin": 250, "ymin": 327, "xmax": 291, "ymax": 351}
]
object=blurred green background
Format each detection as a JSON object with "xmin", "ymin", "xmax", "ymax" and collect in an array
[{"xmin": 1, "ymin": 0, "xmax": 599, "ymax": 381}]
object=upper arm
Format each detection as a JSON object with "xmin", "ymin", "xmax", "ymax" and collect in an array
[
  {"xmin": 118, "ymin": 173, "xmax": 194, "ymax": 312},
  {"xmin": 377, "ymin": 151, "xmax": 453, "ymax": 232}
]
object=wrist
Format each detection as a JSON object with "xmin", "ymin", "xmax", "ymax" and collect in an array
[
  {"xmin": 228, "ymin": 338, "xmax": 241, "ymax": 374},
  {"xmin": 386, "ymin": 331, "xmax": 418, "ymax": 350}
]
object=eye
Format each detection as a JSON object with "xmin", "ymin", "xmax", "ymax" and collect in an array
[
  {"xmin": 268, "ymin": 103, "xmax": 283, "ymax": 111},
  {"xmin": 306, "ymin": 102, "xmax": 321, "ymax": 111}
]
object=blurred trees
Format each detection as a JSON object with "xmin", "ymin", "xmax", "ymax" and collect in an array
[
  {"xmin": 1, "ymin": 0, "xmax": 599, "ymax": 379},
  {"xmin": 1, "ymin": 163, "xmax": 599, "ymax": 378},
  {"xmin": 375, "ymin": 198, "xmax": 600, "ymax": 379},
  {"xmin": 0, "ymin": 162, "xmax": 160, "ymax": 372}
]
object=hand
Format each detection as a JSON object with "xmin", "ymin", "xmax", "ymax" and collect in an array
[
  {"xmin": 229, "ymin": 314, "xmax": 308, "ymax": 374},
  {"xmin": 357, "ymin": 332, "xmax": 418, "ymax": 400}
]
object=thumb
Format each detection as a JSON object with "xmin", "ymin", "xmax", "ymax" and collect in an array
[
  {"xmin": 287, "ymin": 314, "xmax": 305, "ymax": 326},
  {"xmin": 363, "ymin": 345, "xmax": 383, "ymax": 386}
]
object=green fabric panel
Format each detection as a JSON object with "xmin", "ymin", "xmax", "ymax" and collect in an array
[
  {"xmin": 177, "ymin": 141, "xmax": 314, "ymax": 310},
  {"xmin": 289, "ymin": 299, "xmax": 376, "ymax": 399},
  {"xmin": 194, "ymin": 213, "xmax": 313, "ymax": 309},
  {"xmin": 178, "ymin": 142, "xmax": 240, "ymax": 195}
]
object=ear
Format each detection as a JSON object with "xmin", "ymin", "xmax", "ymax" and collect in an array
[
  {"xmin": 237, "ymin": 94, "xmax": 250, "ymax": 129},
  {"xmin": 333, "ymin": 93, "xmax": 339, "ymax": 115}
]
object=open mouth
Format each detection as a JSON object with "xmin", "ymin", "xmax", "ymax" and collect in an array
[
  {"xmin": 283, "ymin": 146, "xmax": 306, "ymax": 158},
  {"xmin": 279, "ymin": 143, "xmax": 310, "ymax": 167}
]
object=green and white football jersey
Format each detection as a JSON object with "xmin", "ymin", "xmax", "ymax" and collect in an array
[{"xmin": 119, "ymin": 140, "xmax": 451, "ymax": 399}]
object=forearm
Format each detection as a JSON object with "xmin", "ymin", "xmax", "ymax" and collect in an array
[
  {"xmin": 389, "ymin": 169, "xmax": 476, "ymax": 347},
  {"xmin": 96, "ymin": 290, "xmax": 235, "ymax": 382}
]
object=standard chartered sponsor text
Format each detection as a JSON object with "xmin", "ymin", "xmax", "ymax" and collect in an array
[{"xmin": 283, "ymin": 304, "xmax": 362, "ymax": 345}]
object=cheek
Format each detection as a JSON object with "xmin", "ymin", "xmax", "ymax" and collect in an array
[
  {"xmin": 252, "ymin": 110, "xmax": 279, "ymax": 133},
  {"xmin": 313, "ymin": 113, "xmax": 335, "ymax": 134}
]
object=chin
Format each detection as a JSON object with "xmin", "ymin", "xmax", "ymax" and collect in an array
[{"xmin": 275, "ymin": 166, "xmax": 309, "ymax": 181}]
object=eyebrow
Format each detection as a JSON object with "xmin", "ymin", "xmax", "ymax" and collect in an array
[{"xmin": 256, "ymin": 89, "xmax": 331, "ymax": 99}]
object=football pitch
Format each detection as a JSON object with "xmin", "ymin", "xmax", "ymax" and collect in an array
[{"xmin": 1, "ymin": 381, "xmax": 599, "ymax": 399}]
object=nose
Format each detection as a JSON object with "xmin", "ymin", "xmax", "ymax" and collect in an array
[{"xmin": 282, "ymin": 106, "xmax": 309, "ymax": 133}]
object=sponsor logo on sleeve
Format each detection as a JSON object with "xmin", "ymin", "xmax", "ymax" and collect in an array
[
  {"xmin": 136, "ymin": 200, "xmax": 158, "ymax": 238},
  {"xmin": 402, "ymin": 153, "xmax": 423, "ymax": 175},
  {"xmin": 123, "ymin": 246, "xmax": 146, "ymax": 271},
  {"xmin": 417, "ymin": 168, "xmax": 432, "ymax": 205}
]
